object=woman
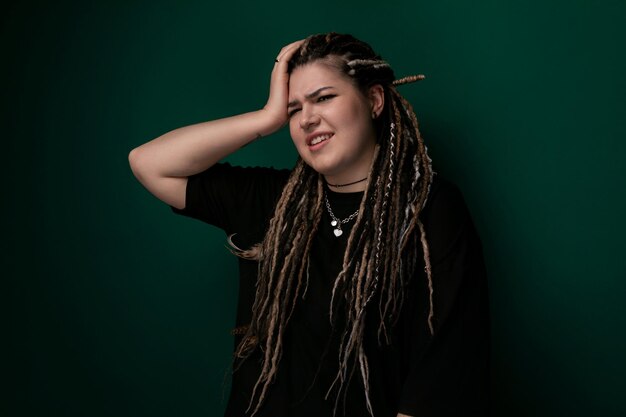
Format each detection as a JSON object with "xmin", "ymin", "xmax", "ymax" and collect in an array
[{"xmin": 129, "ymin": 33, "xmax": 489, "ymax": 417}]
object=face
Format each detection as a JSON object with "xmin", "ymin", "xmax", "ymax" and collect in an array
[{"xmin": 287, "ymin": 61, "xmax": 382, "ymax": 183}]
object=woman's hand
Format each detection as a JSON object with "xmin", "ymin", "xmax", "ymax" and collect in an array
[{"xmin": 261, "ymin": 39, "xmax": 305, "ymax": 133}]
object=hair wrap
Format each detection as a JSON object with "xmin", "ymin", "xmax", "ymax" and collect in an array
[{"xmin": 393, "ymin": 74, "xmax": 426, "ymax": 86}]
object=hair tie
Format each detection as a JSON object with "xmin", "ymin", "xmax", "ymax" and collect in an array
[{"xmin": 392, "ymin": 74, "xmax": 426, "ymax": 86}]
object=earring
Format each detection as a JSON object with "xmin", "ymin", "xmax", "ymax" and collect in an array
[{"xmin": 372, "ymin": 111, "xmax": 377, "ymax": 119}]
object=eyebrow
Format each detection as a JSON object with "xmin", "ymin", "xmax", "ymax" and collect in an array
[{"xmin": 288, "ymin": 86, "xmax": 335, "ymax": 108}]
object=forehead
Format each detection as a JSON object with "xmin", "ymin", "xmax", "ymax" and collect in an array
[{"xmin": 288, "ymin": 62, "xmax": 354, "ymax": 97}]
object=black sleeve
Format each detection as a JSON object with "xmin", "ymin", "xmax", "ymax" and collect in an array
[
  {"xmin": 169, "ymin": 162, "xmax": 291, "ymax": 235},
  {"xmin": 398, "ymin": 178, "xmax": 490, "ymax": 417}
]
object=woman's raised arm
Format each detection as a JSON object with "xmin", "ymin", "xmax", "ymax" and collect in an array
[{"xmin": 128, "ymin": 40, "xmax": 303, "ymax": 209}]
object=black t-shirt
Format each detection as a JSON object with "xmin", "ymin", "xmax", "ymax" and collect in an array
[{"xmin": 171, "ymin": 163, "xmax": 489, "ymax": 417}]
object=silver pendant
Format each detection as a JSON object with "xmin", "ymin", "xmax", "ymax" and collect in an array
[
  {"xmin": 333, "ymin": 228, "xmax": 343, "ymax": 237},
  {"xmin": 331, "ymin": 220, "xmax": 338, "ymax": 227}
]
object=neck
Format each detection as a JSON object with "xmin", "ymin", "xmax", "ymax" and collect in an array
[{"xmin": 325, "ymin": 175, "xmax": 368, "ymax": 193}]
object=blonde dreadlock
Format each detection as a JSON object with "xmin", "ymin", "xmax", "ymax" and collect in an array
[{"xmin": 230, "ymin": 32, "xmax": 434, "ymax": 416}]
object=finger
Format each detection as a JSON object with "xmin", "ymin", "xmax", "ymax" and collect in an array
[
  {"xmin": 274, "ymin": 39, "xmax": 305, "ymax": 64},
  {"xmin": 277, "ymin": 39, "xmax": 304, "ymax": 56}
]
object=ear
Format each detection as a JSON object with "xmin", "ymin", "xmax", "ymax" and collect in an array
[{"xmin": 367, "ymin": 84, "xmax": 385, "ymax": 118}]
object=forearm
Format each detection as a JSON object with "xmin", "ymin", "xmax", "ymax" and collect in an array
[
  {"xmin": 128, "ymin": 40, "xmax": 302, "ymax": 210},
  {"xmin": 129, "ymin": 108, "xmax": 280, "ymax": 178}
]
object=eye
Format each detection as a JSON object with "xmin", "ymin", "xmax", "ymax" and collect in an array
[
  {"xmin": 288, "ymin": 108, "xmax": 301, "ymax": 118},
  {"xmin": 318, "ymin": 94, "xmax": 336, "ymax": 102}
]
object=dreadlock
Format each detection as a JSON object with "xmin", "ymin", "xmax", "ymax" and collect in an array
[{"xmin": 229, "ymin": 32, "xmax": 434, "ymax": 416}]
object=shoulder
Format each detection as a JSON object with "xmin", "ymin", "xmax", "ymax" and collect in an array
[
  {"xmin": 420, "ymin": 175, "xmax": 478, "ymax": 264},
  {"xmin": 421, "ymin": 175, "xmax": 470, "ymax": 225},
  {"xmin": 171, "ymin": 162, "xmax": 292, "ymax": 233},
  {"xmin": 189, "ymin": 162, "xmax": 292, "ymax": 204},
  {"xmin": 190, "ymin": 162, "xmax": 291, "ymax": 186}
]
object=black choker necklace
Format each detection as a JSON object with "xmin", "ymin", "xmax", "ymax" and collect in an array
[{"xmin": 326, "ymin": 177, "xmax": 368, "ymax": 188}]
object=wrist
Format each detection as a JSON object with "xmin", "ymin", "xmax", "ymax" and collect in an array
[{"xmin": 257, "ymin": 107, "xmax": 287, "ymax": 136}]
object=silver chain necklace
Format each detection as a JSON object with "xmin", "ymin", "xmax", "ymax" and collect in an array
[{"xmin": 324, "ymin": 192, "xmax": 359, "ymax": 237}]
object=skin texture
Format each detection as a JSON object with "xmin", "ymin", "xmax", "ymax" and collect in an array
[{"xmin": 287, "ymin": 62, "xmax": 384, "ymax": 191}]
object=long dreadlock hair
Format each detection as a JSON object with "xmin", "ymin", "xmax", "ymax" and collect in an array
[{"xmin": 229, "ymin": 32, "xmax": 434, "ymax": 416}]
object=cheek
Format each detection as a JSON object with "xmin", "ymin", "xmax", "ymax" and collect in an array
[
  {"xmin": 341, "ymin": 100, "xmax": 369, "ymax": 126},
  {"xmin": 344, "ymin": 108, "xmax": 374, "ymax": 139},
  {"xmin": 288, "ymin": 122, "xmax": 309, "ymax": 157}
]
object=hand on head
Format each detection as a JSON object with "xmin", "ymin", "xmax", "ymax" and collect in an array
[{"xmin": 262, "ymin": 40, "xmax": 305, "ymax": 132}]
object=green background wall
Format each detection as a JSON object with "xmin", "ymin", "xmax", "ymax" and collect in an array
[{"xmin": 4, "ymin": 1, "xmax": 625, "ymax": 416}]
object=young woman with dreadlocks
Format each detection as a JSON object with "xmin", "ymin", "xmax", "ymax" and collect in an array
[{"xmin": 129, "ymin": 33, "xmax": 489, "ymax": 417}]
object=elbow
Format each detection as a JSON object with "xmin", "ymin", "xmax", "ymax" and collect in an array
[
  {"xmin": 128, "ymin": 147, "xmax": 140, "ymax": 170},
  {"xmin": 128, "ymin": 147, "xmax": 146, "ymax": 180}
]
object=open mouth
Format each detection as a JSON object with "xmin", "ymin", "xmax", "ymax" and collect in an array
[{"xmin": 308, "ymin": 133, "xmax": 334, "ymax": 147}]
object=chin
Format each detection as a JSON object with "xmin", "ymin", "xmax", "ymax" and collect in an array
[{"xmin": 305, "ymin": 158, "xmax": 343, "ymax": 177}]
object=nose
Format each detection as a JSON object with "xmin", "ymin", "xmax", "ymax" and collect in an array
[{"xmin": 299, "ymin": 106, "xmax": 320, "ymax": 130}]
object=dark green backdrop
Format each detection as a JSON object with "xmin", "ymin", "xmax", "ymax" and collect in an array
[{"xmin": 4, "ymin": 1, "xmax": 625, "ymax": 416}]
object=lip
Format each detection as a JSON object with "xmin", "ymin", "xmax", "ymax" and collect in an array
[{"xmin": 306, "ymin": 131, "xmax": 334, "ymax": 150}]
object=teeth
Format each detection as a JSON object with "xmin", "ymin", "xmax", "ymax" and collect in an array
[{"xmin": 310, "ymin": 134, "xmax": 331, "ymax": 145}]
